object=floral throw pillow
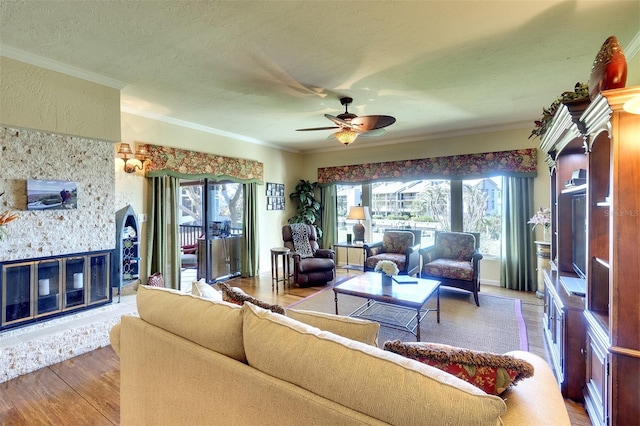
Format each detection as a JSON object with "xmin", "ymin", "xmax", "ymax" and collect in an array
[
  {"xmin": 218, "ymin": 282, "xmax": 285, "ymax": 315},
  {"xmin": 383, "ymin": 340, "xmax": 534, "ymax": 395}
]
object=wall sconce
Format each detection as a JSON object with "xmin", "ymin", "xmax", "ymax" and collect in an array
[
  {"xmin": 333, "ymin": 129, "xmax": 359, "ymax": 146},
  {"xmin": 117, "ymin": 143, "xmax": 149, "ymax": 173}
]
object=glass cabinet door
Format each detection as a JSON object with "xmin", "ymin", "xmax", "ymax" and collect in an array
[
  {"xmin": 36, "ymin": 259, "xmax": 61, "ymax": 315},
  {"xmin": 88, "ymin": 253, "xmax": 110, "ymax": 304},
  {"xmin": 64, "ymin": 257, "xmax": 86, "ymax": 309},
  {"xmin": 2, "ymin": 262, "xmax": 33, "ymax": 325}
]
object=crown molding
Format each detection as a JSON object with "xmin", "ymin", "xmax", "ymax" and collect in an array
[
  {"xmin": 0, "ymin": 45, "xmax": 126, "ymax": 90},
  {"xmin": 120, "ymin": 106, "xmax": 299, "ymax": 153}
]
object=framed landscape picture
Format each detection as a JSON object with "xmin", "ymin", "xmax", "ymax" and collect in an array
[{"xmin": 27, "ymin": 179, "xmax": 78, "ymax": 210}]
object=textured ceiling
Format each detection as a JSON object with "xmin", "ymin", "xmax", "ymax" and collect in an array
[{"xmin": 1, "ymin": 1, "xmax": 639, "ymax": 152}]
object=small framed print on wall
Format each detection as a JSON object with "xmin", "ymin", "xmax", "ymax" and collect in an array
[{"xmin": 266, "ymin": 182, "xmax": 285, "ymax": 210}]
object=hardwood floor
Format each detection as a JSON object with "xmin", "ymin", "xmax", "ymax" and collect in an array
[{"xmin": 0, "ymin": 270, "xmax": 591, "ymax": 425}]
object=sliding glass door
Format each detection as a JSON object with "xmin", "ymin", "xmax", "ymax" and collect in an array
[{"xmin": 179, "ymin": 179, "xmax": 244, "ymax": 283}]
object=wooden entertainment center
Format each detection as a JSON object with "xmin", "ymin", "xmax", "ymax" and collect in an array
[{"xmin": 540, "ymin": 86, "xmax": 640, "ymax": 425}]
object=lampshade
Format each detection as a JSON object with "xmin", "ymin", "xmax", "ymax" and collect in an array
[
  {"xmin": 134, "ymin": 145, "xmax": 150, "ymax": 162},
  {"xmin": 117, "ymin": 142, "xmax": 133, "ymax": 156},
  {"xmin": 333, "ymin": 129, "xmax": 358, "ymax": 145},
  {"xmin": 117, "ymin": 142, "xmax": 149, "ymax": 173},
  {"xmin": 347, "ymin": 206, "xmax": 371, "ymax": 221}
]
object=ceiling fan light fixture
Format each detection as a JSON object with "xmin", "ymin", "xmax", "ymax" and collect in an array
[{"xmin": 333, "ymin": 129, "xmax": 358, "ymax": 145}]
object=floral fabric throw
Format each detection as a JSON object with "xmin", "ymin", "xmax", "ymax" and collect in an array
[{"xmin": 290, "ymin": 223, "xmax": 314, "ymax": 259}]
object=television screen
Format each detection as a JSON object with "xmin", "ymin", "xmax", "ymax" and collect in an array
[
  {"xmin": 572, "ymin": 194, "xmax": 587, "ymax": 278},
  {"xmin": 27, "ymin": 179, "xmax": 78, "ymax": 210}
]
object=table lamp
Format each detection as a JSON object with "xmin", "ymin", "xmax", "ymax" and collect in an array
[{"xmin": 347, "ymin": 205, "xmax": 371, "ymax": 242}]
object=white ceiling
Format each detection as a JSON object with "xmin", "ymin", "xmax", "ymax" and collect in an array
[{"xmin": 1, "ymin": 1, "xmax": 639, "ymax": 153}]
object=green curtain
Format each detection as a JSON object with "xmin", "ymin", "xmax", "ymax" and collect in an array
[
  {"xmin": 500, "ymin": 176, "xmax": 536, "ymax": 291},
  {"xmin": 147, "ymin": 175, "xmax": 180, "ymax": 289},
  {"xmin": 241, "ymin": 182, "xmax": 259, "ymax": 277},
  {"xmin": 321, "ymin": 185, "xmax": 337, "ymax": 249}
]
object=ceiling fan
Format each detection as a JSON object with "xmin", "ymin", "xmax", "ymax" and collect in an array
[{"xmin": 296, "ymin": 97, "xmax": 396, "ymax": 145}]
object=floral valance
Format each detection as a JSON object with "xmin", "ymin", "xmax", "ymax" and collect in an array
[
  {"xmin": 143, "ymin": 144, "xmax": 263, "ymax": 183},
  {"xmin": 317, "ymin": 148, "xmax": 537, "ymax": 185}
]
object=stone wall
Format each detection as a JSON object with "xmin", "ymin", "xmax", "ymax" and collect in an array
[{"xmin": 0, "ymin": 126, "xmax": 115, "ymax": 261}]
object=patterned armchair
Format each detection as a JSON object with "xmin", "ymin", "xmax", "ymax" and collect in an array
[
  {"xmin": 420, "ymin": 232, "xmax": 483, "ymax": 306},
  {"xmin": 363, "ymin": 231, "xmax": 420, "ymax": 276}
]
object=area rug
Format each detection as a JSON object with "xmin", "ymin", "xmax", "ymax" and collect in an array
[{"xmin": 287, "ymin": 283, "xmax": 528, "ymax": 354}]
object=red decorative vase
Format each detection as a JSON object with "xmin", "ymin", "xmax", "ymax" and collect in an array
[{"xmin": 589, "ymin": 36, "xmax": 627, "ymax": 100}]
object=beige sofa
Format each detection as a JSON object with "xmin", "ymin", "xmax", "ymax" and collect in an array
[{"xmin": 109, "ymin": 285, "xmax": 570, "ymax": 426}]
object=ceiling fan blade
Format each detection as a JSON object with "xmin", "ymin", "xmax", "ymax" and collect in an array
[
  {"xmin": 358, "ymin": 128, "xmax": 386, "ymax": 137},
  {"xmin": 351, "ymin": 115, "xmax": 396, "ymax": 131},
  {"xmin": 296, "ymin": 126, "xmax": 340, "ymax": 131},
  {"xmin": 324, "ymin": 114, "xmax": 352, "ymax": 128}
]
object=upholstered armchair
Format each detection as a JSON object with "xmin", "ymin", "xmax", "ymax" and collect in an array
[
  {"xmin": 282, "ymin": 224, "xmax": 335, "ymax": 287},
  {"xmin": 420, "ymin": 232, "xmax": 483, "ymax": 306},
  {"xmin": 363, "ymin": 231, "xmax": 420, "ymax": 276}
]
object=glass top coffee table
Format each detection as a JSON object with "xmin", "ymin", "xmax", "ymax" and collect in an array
[{"xmin": 333, "ymin": 272, "xmax": 440, "ymax": 341}]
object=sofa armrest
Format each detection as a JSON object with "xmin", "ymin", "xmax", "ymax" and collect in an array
[
  {"xmin": 406, "ymin": 243, "xmax": 420, "ymax": 254},
  {"xmin": 500, "ymin": 351, "xmax": 570, "ymax": 425},
  {"xmin": 419, "ymin": 245, "xmax": 437, "ymax": 264},
  {"xmin": 406, "ymin": 248, "xmax": 421, "ymax": 276},
  {"xmin": 363, "ymin": 241, "xmax": 383, "ymax": 257},
  {"xmin": 315, "ymin": 249, "xmax": 335, "ymax": 260},
  {"xmin": 109, "ymin": 322, "xmax": 122, "ymax": 356}
]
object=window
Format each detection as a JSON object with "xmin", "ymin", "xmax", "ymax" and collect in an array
[
  {"xmin": 336, "ymin": 184, "xmax": 362, "ymax": 242},
  {"xmin": 205, "ymin": 181, "xmax": 243, "ymax": 237},
  {"xmin": 334, "ymin": 177, "xmax": 503, "ymax": 257},
  {"xmin": 462, "ymin": 177, "xmax": 502, "ymax": 257}
]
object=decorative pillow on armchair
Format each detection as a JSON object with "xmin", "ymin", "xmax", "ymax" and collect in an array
[
  {"xmin": 383, "ymin": 340, "xmax": 534, "ymax": 395},
  {"xmin": 218, "ymin": 282, "xmax": 285, "ymax": 315}
]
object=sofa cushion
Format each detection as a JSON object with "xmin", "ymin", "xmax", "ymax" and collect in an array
[
  {"xmin": 191, "ymin": 280, "xmax": 223, "ymax": 301},
  {"xmin": 218, "ymin": 282, "xmax": 286, "ymax": 314},
  {"xmin": 136, "ymin": 285, "xmax": 246, "ymax": 362},
  {"xmin": 242, "ymin": 303, "xmax": 506, "ymax": 425},
  {"xmin": 286, "ymin": 308, "xmax": 380, "ymax": 346},
  {"xmin": 423, "ymin": 258, "xmax": 474, "ymax": 281},
  {"xmin": 383, "ymin": 340, "xmax": 534, "ymax": 395},
  {"xmin": 364, "ymin": 253, "xmax": 406, "ymax": 271},
  {"xmin": 297, "ymin": 257, "xmax": 334, "ymax": 273}
]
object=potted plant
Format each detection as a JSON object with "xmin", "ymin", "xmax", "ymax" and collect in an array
[
  {"xmin": 529, "ymin": 82, "xmax": 590, "ymax": 139},
  {"xmin": 288, "ymin": 180, "xmax": 322, "ymax": 238},
  {"xmin": 0, "ymin": 192, "xmax": 18, "ymax": 241},
  {"xmin": 528, "ymin": 207, "xmax": 551, "ymax": 241}
]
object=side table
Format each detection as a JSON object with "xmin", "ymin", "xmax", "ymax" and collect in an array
[
  {"xmin": 270, "ymin": 247, "xmax": 290, "ymax": 291},
  {"xmin": 332, "ymin": 242, "xmax": 366, "ymax": 271}
]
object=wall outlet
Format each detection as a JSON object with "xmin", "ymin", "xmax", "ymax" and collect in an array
[{"xmin": 138, "ymin": 213, "xmax": 147, "ymax": 223}]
